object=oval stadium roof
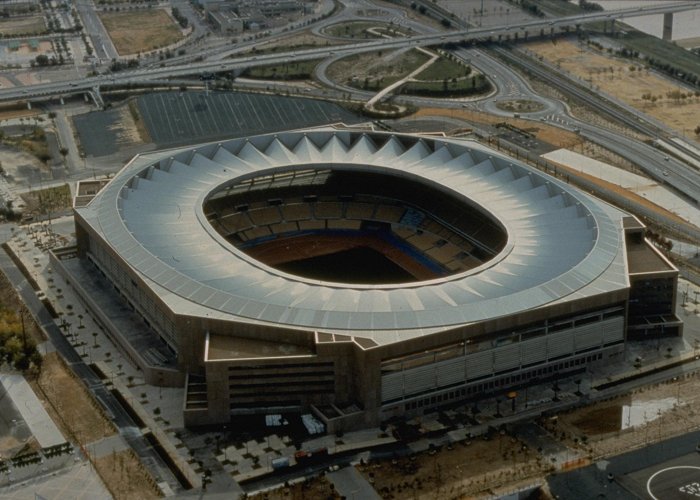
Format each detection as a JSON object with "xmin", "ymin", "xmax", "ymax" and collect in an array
[{"xmin": 78, "ymin": 128, "xmax": 630, "ymax": 344}]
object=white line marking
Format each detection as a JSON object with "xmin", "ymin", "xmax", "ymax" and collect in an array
[{"xmin": 646, "ymin": 465, "xmax": 700, "ymax": 500}]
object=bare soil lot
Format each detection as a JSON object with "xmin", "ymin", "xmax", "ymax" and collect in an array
[
  {"xmin": 247, "ymin": 31, "xmax": 343, "ymax": 54},
  {"xmin": 0, "ymin": 271, "xmax": 44, "ymax": 344},
  {"xmin": 30, "ymin": 353, "xmax": 161, "ymax": 498},
  {"xmin": 526, "ymin": 38, "xmax": 700, "ymax": 137},
  {"xmin": 31, "ymin": 352, "xmax": 116, "ymax": 445},
  {"xmin": 411, "ymin": 107, "xmax": 583, "ymax": 149},
  {"xmin": 251, "ymin": 476, "xmax": 339, "ymax": 499},
  {"xmin": 358, "ymin": 435, "xmax": 546, "ymax": 499},
  {"xmin": 0, "ymin": 16, "xmax": 46, "ymax": 36},
  {"xmin": 94, "ymin": 449, "xmax": 161, "ymax": 500},
  {"xmin": 99, "ymin": 9, "xmax": 183, "ymax": 55}
]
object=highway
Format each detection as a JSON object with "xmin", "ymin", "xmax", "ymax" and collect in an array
[
  {"xmin": 2, "ymin": 0, "xmax": 696, "ymax": 208},
  {"xmin": 487, "ymin": 46, "xmax": 700, "ymax": 205},
  {"xmin": 1, "ymin": 2, "xmax": 697, "ymax": 104}
]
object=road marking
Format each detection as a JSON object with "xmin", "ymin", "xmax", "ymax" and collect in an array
[
  {"xmin": 646, "ymin": 465, "xmax": 700, "ymax": 500},
  {"xmin": 679, "ymin": 481, "xmax": 700, "ymax": 497}
]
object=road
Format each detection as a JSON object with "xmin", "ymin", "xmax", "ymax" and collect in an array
[
  {"xmin": 2, "ymin": 1, "xmax": 697, "ymax": 104},
  {"xmin": 487, "ymin": 46, "xmax": 700, "ymax": 204},
  {"xmin": 549, "ymin": 429, "xmax": 700, "ymax": 500},
  {"xmin": 74, "ymin": 0, "xmax": 118, "ymax": 62}
]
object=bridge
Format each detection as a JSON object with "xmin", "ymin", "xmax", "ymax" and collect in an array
[{"xmin": 0, "ymin": 1, "xmax": 697, "ymax": 105}]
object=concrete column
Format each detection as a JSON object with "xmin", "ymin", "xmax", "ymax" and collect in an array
[
  {"xmin": 662, "ymin": 12, "xmax": 673, "ymax": 41},
  {"xmin": 26, "ymin": 101, "xmax": 31, "ymax": 109}
]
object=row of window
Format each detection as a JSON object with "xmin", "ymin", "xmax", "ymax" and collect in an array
[
  {"xmin": 88, "ymin": 245, "xmax": 178, "ymax": 350},
  {"xmin": 228, "ymin": 370, "xmax": 334, "ymax": 380},
  {"xmin": 401, "ymin": 353, "xmax": 604, "ymax": 412},
  {"xmin": 380, "ymin": 306, "xmax": 624, "ymax": 373},
  {"xmin": 228, "ymin": 362, "xmax": 334, "ymax": 371}
]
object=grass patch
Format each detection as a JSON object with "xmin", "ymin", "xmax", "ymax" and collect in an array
[
  {"xmin": 20, "ymin": 183, "xmax": 72, "ymax": 215},
  {"xmin": 0, "ymin": 16, "xmax": 46, "ymax": 36},
  {"xmin": 1, "ymin": 126, "xmax": 50, "ymax": 164},
  {"xmin": 328, "ymin": 50, "xmax": 431, "ymax": 90},
  {"xmin": 31, "ymin": 352, "xmax": 116, "ymax": 445},
  {"xmin": 415, "ymin": 56, "xmax": 472, "ymax": 81},
  {"xmin": 323, "ymin": 21, "xmax": 411, "ymax": 39},
  {"xmin": 496, "ymin": 99, "xmax": 546, "ymax": 113},
  {"xmin": 242, "ymin": 59, "xmax": 321, "ymax": 80},
  {"xmin": 400, "ymin": 74, "xmax": 491, "ymax": 97},
  {"xmin": 99, "ymin": 9, "xmax": 183, "ymax": 55}
]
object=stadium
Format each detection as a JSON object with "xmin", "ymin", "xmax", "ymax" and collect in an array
[{"xmin": 70, "ymin": 127, "xmax": 682, "ymax": 431}]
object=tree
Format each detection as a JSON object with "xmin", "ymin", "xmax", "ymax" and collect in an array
[{"xmin": 35, "ymin": 54, "xmax": 50, "ymax": 66}]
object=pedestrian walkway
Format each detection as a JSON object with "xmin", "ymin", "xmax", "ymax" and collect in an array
[
  {"xmin": 328, "ymin": 466, "xmax": 381, "ymax": 500},
  {"xmin": 0, "ymin": 460, "xmax": 111, "ymax": 500},
  {"xmin": 0, "ymin": 374, "xmax": 64, "ymax": 448}
]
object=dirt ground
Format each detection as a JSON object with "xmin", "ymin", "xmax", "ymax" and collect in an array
[
  {"xmin": 0, "ymin": 269, "xmax": 45, "ymax": 345},
  {"xmin": 94, "ymin": 449, "xmax": 161, "ymax": 500},
  {"xmin": 357, "ymin": 372, "xmax": 700, "ymax": 499},
  {"xmin": 20, "ymin": 184, "xmax": 72, "ymax": 214},
  {"xmin": 14, "ymin": 41, "xmax": 53, "ymax": 56},
  {"xmin": 121, "ymin": 100, "xmax": 150, "ymax": 143},
  {"xmin": 0, "ymin": 16, "xmax": 46, "ymax": 36},
  {"xmin": 358, "ymin": 435, "xmax": 547, "ymax": 499},
  {"xmin": 30, "ymin": 352, "xmax": 116, "ymax": 445},
  {"xmin": 408, "ymin": 107, "xmax": 690, "ymax": 227},
  {"xmin": 99, "ymin": 9, "xmax": 183, "ymax": 55},
  {"xmin": 0, "ymin": 106, "xmax": 40, "ymax": 121},
  {"xmin": 252, "ymin": 31, "xmax": 344, "ymax": 53},
  {"xmin": 526, "ymin": 38, "xmax": 700, "ymax": 137},
  {"xmin": 553, "ymin": 160, "xmax": 689, "ymax": 226},
  {"xmin": 251, "ymin": 476, "xmax": 340, "ymax": 500},
  {"xmin": 412, "ymin": 107, "xmax": 583, "ymax": 149},
  {"xmin": 29, "ymin": 353, "xmax": 160, "ymax": 497}
]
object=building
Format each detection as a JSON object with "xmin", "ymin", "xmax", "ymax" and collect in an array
[
  {"xmin": 207, "ymin": 9, "xmax": 244, "ymax": 34},
  {"xmin": 199, "ymin": 0, "xmax": 307, "ymax": 31},
  {"xmin": 69, "ymin": 128, "xmax": 682, "ymax": 432}
]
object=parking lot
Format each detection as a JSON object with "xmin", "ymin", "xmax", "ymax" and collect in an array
[{"xmin": 137, "ymin": 91, "xmax": 362, "ymax": 147}]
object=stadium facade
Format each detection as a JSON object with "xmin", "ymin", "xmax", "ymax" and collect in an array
[{"xmin": 71, "ymin": 128, "xmax": 682, "ymax": 431}]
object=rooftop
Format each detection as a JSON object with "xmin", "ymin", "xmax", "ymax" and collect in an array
[
  {"xmin": 206, "ymin": 333, "xmax": 313, "ymax": 361},
  {"xmin": 627, "ymin": 240, "xmax": 675, "ymax": 275},
  {"xmin": 76, "ymin": 128, "xmax": 630, "ymax": 344}
]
